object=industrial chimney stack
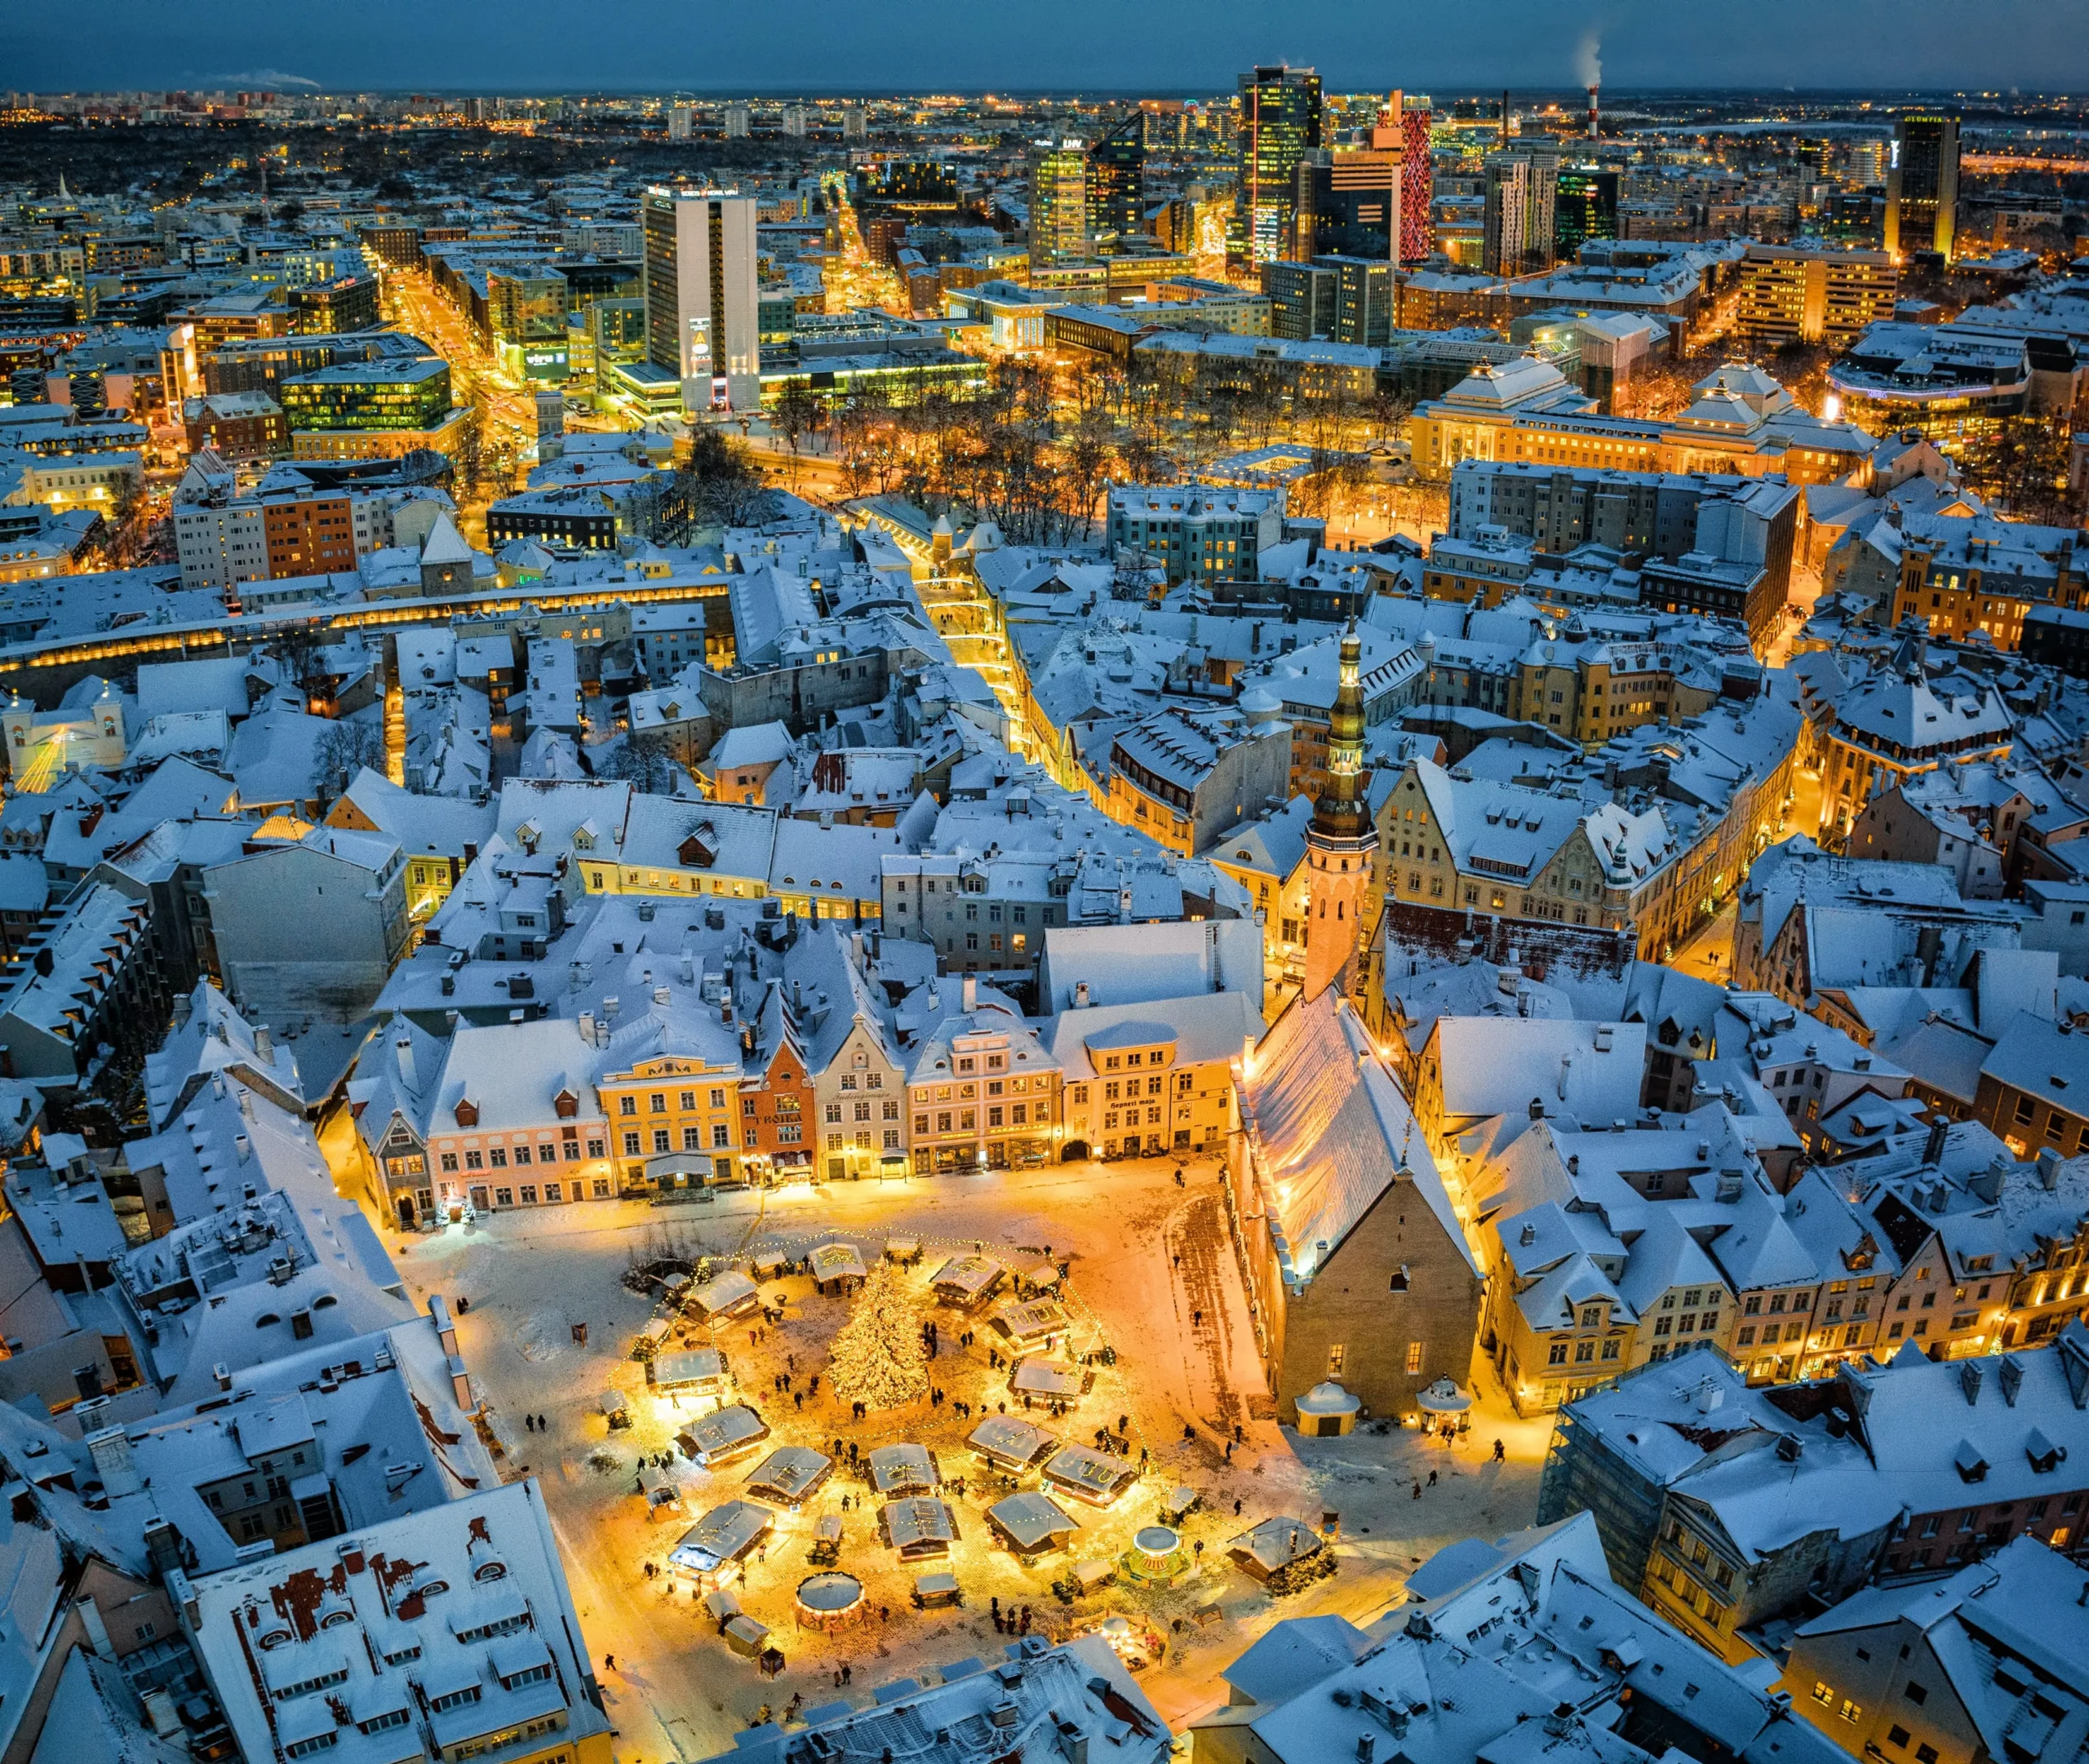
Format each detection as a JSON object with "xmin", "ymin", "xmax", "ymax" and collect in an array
[{"xmin": 1587, "ymin": 82, "xmax": 1599, "ymax": 139}]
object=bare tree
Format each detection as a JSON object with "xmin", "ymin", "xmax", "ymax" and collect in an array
[{"xmin": 314, "ymin": 716, "xmax": 387, "ymax": 804}]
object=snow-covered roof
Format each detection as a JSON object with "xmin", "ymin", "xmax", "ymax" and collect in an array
[{"xmin": 1240, "ymin": 989, "xmax": 1472, "ymax": 1289}]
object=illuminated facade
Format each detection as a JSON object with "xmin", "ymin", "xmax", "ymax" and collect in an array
[
  {"xmin": 1237, "ymin": 64, "xmax": 1323, "ymax": 264},
  {"xmin": 642, "ymin": 187, "xmax": 761, "ymax": 411},
  {"xmin": 1301, "ymin": 622, "xmax": 1374, "ymax": 1001},
  {"xmin": 1084, "ymin": 114, "xmax": 1146, "ymax": 244},
  {"xmin": 1735, "ymin": 243, "xmax": 1896, "ymax": 352},
  {"xmin": 1027, "ymin": 139, "xmax": 1090, "ymax": 264},
  {"xmin": 1885, "ymin": 112, "xmax": 1960, "ymax": 260},
  {"xmin": 278, "ymin": 357, "xmax": 452, "ymax": 432}
]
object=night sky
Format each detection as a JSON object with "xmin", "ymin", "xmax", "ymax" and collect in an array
[{"xmin": 16, "ymin": 0, "xmax": 2088, "ymax": 94}]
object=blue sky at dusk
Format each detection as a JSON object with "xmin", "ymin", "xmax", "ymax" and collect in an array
[{"xmin": 16, "ymin": 0, "xmax": 2089, "ymax": 94}]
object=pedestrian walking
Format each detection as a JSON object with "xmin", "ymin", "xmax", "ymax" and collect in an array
[
  {"xmin": 1427, "ymin": 1468, "xmax": 1438, "ymax": 1487},
  {"xmin": 1492, "ymin": 1438, "xmax": 1506, "ymax": 1463},
  {"xmin": 1412, "ymin": 1482, "xmax": 1422, "ymax": 1500}
]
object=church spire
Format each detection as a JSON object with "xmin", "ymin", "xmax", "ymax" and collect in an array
[
  {"xmin": 1313, "ymin": 618, "xmax": 1370, "ymax": 844},
  {"xmin": 1301, "ymin": 618, "xmax": 1378, "ymax": 1002}
]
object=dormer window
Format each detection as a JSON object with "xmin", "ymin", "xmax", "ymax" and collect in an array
[{"xmin": 455, "ymin": 1098, "xmax": 479, "ymax": 1128}]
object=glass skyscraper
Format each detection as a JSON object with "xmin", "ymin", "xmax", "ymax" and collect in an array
[
  {"xmin": 1554, "ymin": 168, "xmax": 1619, "ymax": 257},
  {"xmin": 1886, "ymin": 113, "xmax": 1959, "ymax": 261},
  {"xmin": 1238, "ymin": 65, "xmax": 1324, "ymax": 264},
  {"xmin": 1085, "ymin": 114, "xmax": 1147, "ymax": 246}
]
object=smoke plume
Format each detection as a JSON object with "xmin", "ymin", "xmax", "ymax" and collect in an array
[{"xmin": 1574, "ymin": 30, "xmax": 1603, "ymax": 89}]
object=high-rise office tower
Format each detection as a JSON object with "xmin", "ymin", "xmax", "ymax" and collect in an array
[
  {"xmin": 1085, "ymin": 114, "xmax": 1146, "ymax": 246},
  {"xmin": 1885, "ymin": 113, "xmax": 1959, "ymax": 260},
  {"xmin": 1399, "ymin": 99, "xmax": 1434, "ymax": 265},
  {"xmin": 1238, "ymin": 64, "xmax": 1324, "ymax": 264},
  {"xmin": 1553, "ymin": 167, "xmax": 1618, "ymax": 257},
  {"xmin": 1482, "ymin": 149, "xmax": 1559, "ymax": 276},
  {"xmin": 1028, "ymin": 139, "xmax": 1090, "ymax": 264},
  {"xmin": 642, "ymin": 188, "xmax": 761, "ymax": 413}
]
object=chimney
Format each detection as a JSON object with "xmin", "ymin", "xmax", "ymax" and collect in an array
[
  {"xmin": 2038, "ymin": 1147, "xmax": 2062, "ymax": 1190},
  {"xmin": 428, "ymin": 1292, "xmax": 459, "ymax": 1357},
  {"xmin": 1074, "ymin": 981, "xmax": 1090, "ymax": 1009},
  {"xmin": 1923, "ymin": 1115, "xmax": 1949, "ymax": 1168},
  {"xmin": 447, "ymin": 1354, "xmax": 473, "ymax": 1412},
  {"xmin": 85, "ymin": 1424, "xmax": 143, "ymax": 1500},
  {"xmin": 1587, "ymin": 82, "xmax": 1599, "ymax": 140},
  {"xmin": 75, "ymin": 1594, "xmax": 114, "ymax": 1657},
  {"xmin": 142, "ymin": 1515, "xmax": 186, "ymax": 1578},
  {"xmin": 394, "ymin": 1035, "xmax": 416, "ymax": 1089},
  {"xmin": 1359, "ymin": 1739, "xmax": 1377, "ymax": 1764},
  {"xmin": 962, "ymin": 973, "xmax": 977, "ymax": 1013},
  {"xmin": 252, "ymin": 1023, "xmax": 273, "ymax": 1061}
]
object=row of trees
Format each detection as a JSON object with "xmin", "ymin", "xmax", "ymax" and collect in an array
[{"xmin": 772, "ymin": 349, "xmax": 1415, "ymax": 547}]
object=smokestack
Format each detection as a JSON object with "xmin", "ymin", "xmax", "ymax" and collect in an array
[
  {"xmin": 1501, "ymin": 89, "xmax": 1510, "ymax": 148},
  {"xmin": 1588, "ymin": 83, "xmax": 1599, "ymax": 140}
]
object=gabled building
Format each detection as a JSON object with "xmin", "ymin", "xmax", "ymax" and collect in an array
[
  {"xmin": 1226, "ymin": 986, "xmax": 1481, "ymax": 1423},
  {"xmin": 1780, "ymin": 1535, "xmax": 2089, "ymax": 1764},
  {"xmin": 1537, "ymin": 1327, "xmax": 2089, "ymax": 1664}
]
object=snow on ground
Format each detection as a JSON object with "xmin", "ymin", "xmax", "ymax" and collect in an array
[{"xmin": 366, "ymin": 1153, "xmax": 1547, "ymax": 1762}]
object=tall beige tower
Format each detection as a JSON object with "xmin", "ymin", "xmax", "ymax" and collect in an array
[{"xmin": 1302, "ymin": 621, "xmax": 1377, "ymax": 1001}]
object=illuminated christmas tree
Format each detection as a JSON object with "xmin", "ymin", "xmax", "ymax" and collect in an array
[{"xmin": 827, "ymin": 1261, "xmax": 929, "ymax": 1412}]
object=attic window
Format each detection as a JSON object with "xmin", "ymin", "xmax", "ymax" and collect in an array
[
  {"xmin": 256, "ymin": 1625, "xmax": 293, "ymax": 1650},
  {"xmin": 255, "ymin": 1312, "xmax": 282, "ymax": 1328},
  {"xmin": 312, "ymin": 1293, "xmax": 338, "ymax": 1310}
]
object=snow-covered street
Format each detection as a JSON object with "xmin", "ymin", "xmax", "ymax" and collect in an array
[{"xmin": 361, "ymin": 1154, "xmax": 1548, "ymax": 1762}]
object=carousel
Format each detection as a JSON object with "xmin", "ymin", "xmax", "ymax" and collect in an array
[
  {"xmin": 1118, "ymin": 1524, "xmax": 1193, "ymax": 1589},
  {"xmin": 793, "ymin": 1571, "xmax": 866, "ymax": 1633}
]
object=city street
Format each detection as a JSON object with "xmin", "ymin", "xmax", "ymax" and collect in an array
[{"xmin": 356, "ymin": 1155, "xmax": 1549, "ymax": 1762}]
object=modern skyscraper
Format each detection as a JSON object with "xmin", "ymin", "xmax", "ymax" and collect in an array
[
  {"xmin": 1027, "ymin": 139, "xmax": 1090, "ymax": 264},
  {"xmin": 1238, "ymin": 64, "xmax": 1324, "ymax": 264},
  {"xmin": 642, "ymin": 188, "xmax": 761, "ymax": 413},
  {"xmin": 1085, "ymin": 114, "xmax": 1147, "ymax": 246},
  {"xmin": 1482, "ymin": 149, "xmax": 1559, "ymax": 276},
  {"xmin": 1553, "ymin": 167, "xmax": 1619, "ymax": 257},
  {"xmin": 1302, "ymin": 622, "xmax": 1376, "ymax": 1002},
  {"xmin": 1297, "ymin": 144, "xmax": 1399, "ymax": 261},
  {"xmin": 1399, "ymin": 99, "xmax": 1435, "ymax": 266},
  {"xmin": 1886, "ymin": 113, "xmax": 1960, "ymax": 261}
]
